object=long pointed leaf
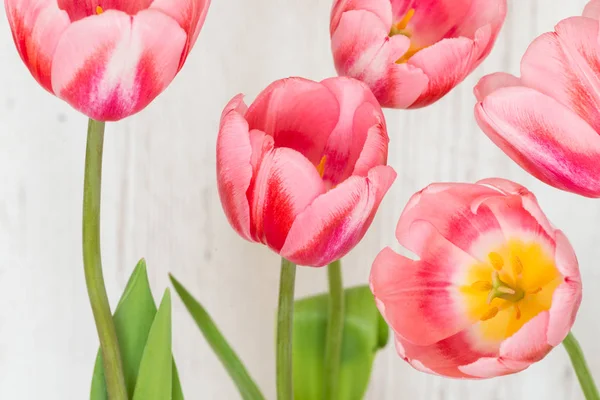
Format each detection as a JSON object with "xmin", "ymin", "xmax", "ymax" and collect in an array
[
  {"xmin": 169, "ymin": 274, "xmax": 265, "ymax": 400},
  {"xmin": 133, "ymin": 289, "xmax": 173, "ymax": 400},
  {"xmin": 91, "ymin": 260, "xmax": 184, "ymax": 399}
]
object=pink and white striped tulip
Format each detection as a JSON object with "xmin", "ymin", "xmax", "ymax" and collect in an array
[
  {"xmin": 5, "ymin": 0, "xmax": 210, "ymax": 121},
  {"xmin": 330, "ymin": 0, "xmax": 506, "ymax": 109},
  {"xmin": 475, "ymin": 2, "xmax": 600, "ymax": 197},
  {"xmin": 217, "ymin": 77, "xmax": 396, "ymax": 267},
  {"xmin": 370, "ymin": 179, "xmax": 582, "ymax": 378}
]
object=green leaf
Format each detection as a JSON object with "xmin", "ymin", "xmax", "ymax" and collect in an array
[
  {"xmin": 133, "ymin": 289, "xmax": 172, "ymax": 400},
  {"xmin": 293, "ymin": 285, "xmax": 389, "ymax": 400},
  {"xmin": 170, "ymin": 274, "xmax": 265, "ymax": 400},
  {"xmin": 90, "ymin": 260, "xmax": 184, "ymax": 399}
]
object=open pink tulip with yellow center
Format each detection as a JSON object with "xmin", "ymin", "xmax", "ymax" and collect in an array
[
  {"xmin": 475, "ymin": 1, "xmax": 600, "ymax": 197},
  {"xmin": 330, "ymin": 0, "xmax": 506, "ymax": 109},
  {"xmin": 5, "ymin": 0, "xmax": 210, "ymax": 121},
  {"xmin": 370, "ymin": 178, "xmax": 582, "ymax": 378},
  {"xmin": 217, "ymin": 77, "xmax": 396, "ymax": 267}
]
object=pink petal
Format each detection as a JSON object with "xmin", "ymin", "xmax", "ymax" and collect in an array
[
  {"xmin": 521, "ymin": 17, "xmax": 600, "ymax": 133},
  {"xmin": 476, "ymin": 178, "xmax": 555, "ymax": 238},
  {"xmin": 499, "ymin": 311, "xmax": 552, "ymax": 362},
  {"xmin": 250, "ymin": 148, "xmax": 326, "ymax": 253},
  {"xmin": 216, "ymin": 95, "xmax": 254, "ymax": 242},
  {"xmin": 477, "ymin": 86, "xmax": 600, "ymax": 197},
  {"xmin": 397, "ymin": 328, "xmax": 496, "ymax": 378},
  {"xmin": 319, "ymin": 77, "xmax": 388, "ymax": 184},
  {"xmin": 352, "ymin": 122, "xmax": 389, "ymax": 177},
  {"xmin": 408, "ymin": 31, "xmax": 489, "ymax": 108},
  {"xmin": 458, "ymin": 357, "xmax": 529, "ymax": 378},
  {"xmin": 554, "ymin": 230, "xmax": 581, "ymax": 282},
  {"xmin": 397, "ymin": 182, "xmax": 504, "ymax": 261},
  {"xmin": 5, "ymin": 0, "xmax": 70, "ymax": 92},
  {"xmin": 51, "ymin": 9, "xmax": 186, "ymax": 121},
  {"xmin": 330, "ymin": 9, "xmax": 429, "ymax": 108},
  {"xmin": 390, "ymin": 0, "xmax": 474, "ymax": 47},
  {"xmin": 244, "ymin": 78, "xmax": 340, "ymax": 166},
  {"xmin": 584, "ymin": 0, "xmax": 600, "ymax": 19},
  {"xmin": 150, "ymin": 0, "xmax": 211, "ymax": 67},
  {"xmin": 474, "ymin": 72, "xmax": 521, "ymax": 102},
  {"xmin": 546, "ymin": 281, "xmax": 582, "ymax": 347},
  {"xmin": 330, "ymin": 0, "xmax": 392, "ymax": 34},
  {"xmin": 280, "ymin": 166, "xmax": 395, "ymax": 267},
  {"xmin": 371, "ymin": 246, "xmax": 473, "ymax": 346}
]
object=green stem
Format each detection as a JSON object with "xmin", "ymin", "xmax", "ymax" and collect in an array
[
  {"xmin": 83, "ymin": 119, "xmax": 127, "ymax": 400},
  {"xmin": 563, "ymin": 331, "xmax": 600, "ymax": 400},
  {"xmin": 276, "ymin": 258, "xmax": 297, "ymax": 400},
  {"xmin": 323, "ymin": 260, "xmax": 344, "ymax": 400}
]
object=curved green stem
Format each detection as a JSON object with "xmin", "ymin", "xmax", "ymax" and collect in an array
[
  {"xmin": 276, "ymin": 258, "xmax": 296, "ymax": 400},
  {"xmin": 83, "ymin": 119, "xmax": 127, "ymax": 400},
  {"xmin": 323, "ymin": 260, "xmax": 344, "ymax": 400},
  {"xmin": 563, "ymin": 331, "xmax": 600, "ymax": 400}
]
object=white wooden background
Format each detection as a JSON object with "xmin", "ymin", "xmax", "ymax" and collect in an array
[{"xmin": 0, "ymin": 0, "xmax": 598, "ymax": 399}]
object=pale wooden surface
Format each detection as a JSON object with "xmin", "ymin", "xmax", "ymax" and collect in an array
[{"xmin": 0, "ymin": 0, "xmax": 598, "ymax": 399}]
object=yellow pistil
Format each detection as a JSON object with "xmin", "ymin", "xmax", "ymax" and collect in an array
[
  {"xmin": 316, "ymin": 155, "xmax": 327, "ymax": 178},
  {"xmin": 96, "ymin": 5, "xmax": 104, "ymax": 14},
  {"xmin": 460, "ymin": 240, "xmax": 562, "ymax": 342}
]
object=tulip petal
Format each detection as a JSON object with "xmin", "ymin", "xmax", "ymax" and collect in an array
[
  {"xmin": 499, "ymin": 311, "xmax": 551, "ymax": 362},
  {"xmin": 397, "ymin": 328, "xmax": 496, "ymax": 378},
  {"xmin": 408, "ymin": 31, "xmax": 489, "ymax": 108},
  {"xmin": 244, "ymin": 78, "xmax": 340, "ymax": 166},
  {"xmin": 216, "ymin": 95, "xmax": 254, "ymax": 242},
  {"xmin": 5, "ymin": 0, "xmax": 70, "ymax": 92},
  {"xmin": 371, "ymin": 246, "xmax": 472, "ymax": 346},
  {"xmin": 477, "ymin": 178, "xmax": 555, "ymax": 238},
  {"xmin": 554, "ymin": 230, "xmax": 581, "ymax": 282},
  {"xmin": 330, "ymin": 0, "xmax": 392, "ymax": 34},
  {"xmin": 458, "ymin": 357, "xmax": 529, "ymax": 378},
  {"xmin": 521, "ymin": 17, "xmax": 600, "ymax": 133},
  {"xmin": 331, "ymin": 9, "xmax": 430, "ymax": 108},
  {"xmin": 475, "ymin": 86, "xmax": 600, "ymax": 197},
  {"xmin": 584, "ymin": 0, "xmax": 600, "ymax": 19},
  {"xmin": 320, "ymin": 77, "xmax": 387, "ymax": 184},
  {"xmin": 250, "ymin": 148, "xmax": 326, "ymax": 252},
  {"xmin": 281, "ymin": 166, "xmax": 395, "ymax": 267},
  {"xmin": 397, "ymin": 183, "xmax": 504, "ymax": 261},
  {"xmin": 51, "ymin": 9, "xmax": 186, "ymax": 121},
  {"xmin": 473, "ymin": 72, "xmax": 521, "ymax": 102},
  {"xmin": 150, "ymin": 0, "xmax": 211, "ymax": 66},
  {"xmin": 390, "ymin": 0, "xmax": 473, "ymax": 47},
  {"xmin": 546, "ymin": 281, "xmax": 582, "ymax": 347}
]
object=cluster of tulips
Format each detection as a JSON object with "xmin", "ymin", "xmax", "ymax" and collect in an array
[{"xmin": 4, "ymin": 0, "xmax": 600, "ymax": 398}]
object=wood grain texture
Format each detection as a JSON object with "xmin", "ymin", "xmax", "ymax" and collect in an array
[{"xmin": 0, "ymin": 0, "xmax": 598, "ymax": 398}]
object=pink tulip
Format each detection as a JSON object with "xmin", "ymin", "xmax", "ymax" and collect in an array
[
  {"xmin": 5, "ymin": 0, "xmax": 210, "ymax": 121},
  {"xmin": 370, "ymin": 179, "xmax": 582, "ymax": 378},
  {"xmin": 475, "ymin": 2, "xmax": 600, "ymax": 197},
  {"xmin": 330, "ymin": 0, "xmax": 506, "ymax": 109},
  {"xmin": 217, "ymin": 77, "xmax": 396, "ymax": 267}
]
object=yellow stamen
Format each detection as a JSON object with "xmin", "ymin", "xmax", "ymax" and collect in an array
[
  {"xmin": 480, "ymin": 307, "xmax": 499, "ymax": 321},
  {"xmin": 512, "ymin": 255, "xmax": 524, "ymax": 276},
  {"xmin": 471, "ymin": 281, "xmax": 493, "ymax": 291},
  {"xmin": 395, "ymin": 8, "xmax": 415, "ymax": 31},
  {"xmin": 529, "ymin": 287, "xmax": 542, "ymax": 295},
  {"xmin": 514, "ymin": 304, "xmax": 522, "ymax": 320},
  {"xmin": 95, "ymin": 5, "xmax": 104, "ymax": 14},
  {"xmin": 316, "ymin": 155, "xmax": 327, "ymax": 178},
  {"xmin": 488, "ymin": 252, "xmax": 504, "ymax": 271}
]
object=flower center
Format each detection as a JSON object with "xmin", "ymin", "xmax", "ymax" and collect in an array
[
  {"xmin": 316, "ymin": 155, "xmax": 327, "ymax": 178},
  {"xmin": 389, "ymin": 9, "xmax": 425, "ymax": 63},
  {"xmin": 96, "ymin": 5, "xmax": 104, "ymax": 14},
  {"xmin": 460, "ymin": 240, "xmax": 562, "ymax": 342}
]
